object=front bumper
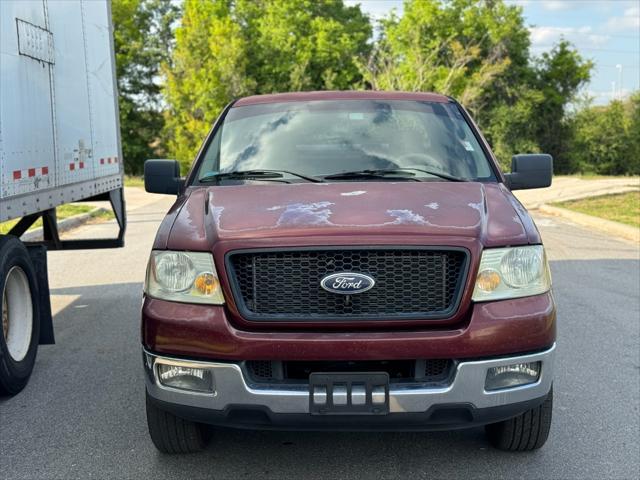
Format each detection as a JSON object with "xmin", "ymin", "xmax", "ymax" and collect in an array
[
  {"xmin": 144, "ymin": 344, "xmax": 555, "ymax": 430},
  {"xmin": 142, "ymin": 292, "xmax": 556, "ymax": 361}
]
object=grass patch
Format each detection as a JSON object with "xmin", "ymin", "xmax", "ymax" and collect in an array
[
  {"xmin": 554, "ymin": 191, "xmax": 640, "ymax": 228},
  {"xmin": 124, "ymin": 175, "xmax": 145, "ymax": 188},
  {"xmin": 0, "ymin": 204, "xmax": 96, "ymax": 234},
  {"xmin": 564, "ymin": 173, "xmax": 640, "ymax": 181},
  {"xmin": 87, "ymin": 209, "xmax": 116, "ymax": 222}
]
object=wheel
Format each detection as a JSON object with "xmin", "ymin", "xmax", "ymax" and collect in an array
[
  {"xmin": 485, "ymin": 387, "xmax": 553, "ymax": 451},
  {"xmin": 145, "ymin": 391, "xmax": 210, "ymax": 454},
  {"xmin": 0, "ymin": 236, "xmax": 40, "ymax": 396}
]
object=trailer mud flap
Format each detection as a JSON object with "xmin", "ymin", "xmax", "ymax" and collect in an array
[{"xmin": 26, "ymin": 245, "xmax": 54, "ymax": 345}]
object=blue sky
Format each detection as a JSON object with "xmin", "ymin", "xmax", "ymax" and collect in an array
[{"xmin": 346, "ymin": 0, "xmax": 640, "ymax": 105}]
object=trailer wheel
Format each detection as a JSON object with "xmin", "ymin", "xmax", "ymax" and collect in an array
[{"xmin": 0, "ymin": 236, "xmax": 40, "ymax": 396}]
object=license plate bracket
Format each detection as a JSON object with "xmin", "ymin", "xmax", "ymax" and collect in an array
[{"xmin": 309, "ymin": 372, "xmax": 390, "ymax": 415}]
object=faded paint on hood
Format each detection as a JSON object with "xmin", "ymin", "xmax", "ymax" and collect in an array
[{"xmin": 157, "ymin": 182, "xmax": 540, "ymax": 251}]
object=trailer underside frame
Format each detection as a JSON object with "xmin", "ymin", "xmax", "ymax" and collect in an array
[{"xmin": 5, "ymin": 186, "xmax": 125, "ymax": 251}]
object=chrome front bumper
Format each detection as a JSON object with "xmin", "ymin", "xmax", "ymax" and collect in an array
[{"xmin": 143, "ymin": 345, "xmax": 555, "ymax": 415}]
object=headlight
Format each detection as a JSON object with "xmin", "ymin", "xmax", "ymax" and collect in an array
[
  {"xmin": 472, "ymin": 246, "xmax": 551, "ymax": 302},
  {"xmin": 145, "ymin": 250, "xmax": 225, "ymax": 304}
]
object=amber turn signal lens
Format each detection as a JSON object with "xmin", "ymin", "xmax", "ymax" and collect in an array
[
  {"xmin": 194, "ymin": 273, "xmax": 218, "ymax": 295},
  {"xmin": 476, "ymin": 269, "xmax": 501, "ymax": 292}
]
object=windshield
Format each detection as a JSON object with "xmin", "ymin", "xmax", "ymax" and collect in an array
[{"xmin": 195, "ymin": 100, "xmax": 495, "ymax": 182}]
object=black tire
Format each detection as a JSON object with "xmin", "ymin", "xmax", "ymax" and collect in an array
[
  {"xmin": 0, "ymin": 236, "xmax": 40, "ymax": 396},
  {"xmin": 145, "ymin": 391, "xmax": 210, "ymax": 454},
  {"xmin": 485, "ymin": 387, "xmax": 553, "ymax": 451}
]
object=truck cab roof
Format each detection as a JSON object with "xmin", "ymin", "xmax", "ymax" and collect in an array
[{"xmin": 233, "ymin": 90, "xmax": 451, "ymax": 107}]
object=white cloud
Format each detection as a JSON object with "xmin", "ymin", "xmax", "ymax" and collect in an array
[
  {"xmin": 529, "ymin": 26, "xmax": 610, "ymax": 51},
  {"xmin": 530, "ymin": 26, "xmax": 587, "ymax": 44},
  {"xmin": 585, "ymin": 34, "xmax": 609, "ymax": 46},
  {"xmin": 538, "ymin": 1, "xmax": 605, "ymax": 11},
  {"xmin": 510, "ymin": 0, "xmax": 633, "ymax": 13},
  {"xmin": 604, "ymin": 6, "xmax": 640, "ymax": 31},
  {"xmin": 541, "ymin": 1, "xmax": 571, "ymax": 11}
]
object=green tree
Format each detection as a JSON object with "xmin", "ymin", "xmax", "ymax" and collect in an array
[
  {"xmin": 360, "ymin": 0, "xmax": 529, "ymax": 115},
  {"xmin": 628, "ymin": 92, "xmax": 640, "ymax": 175},
  {"xmin": 237, "ymin": 0, "xmax": 371, "ymax": 92},
  {"xmin": 531, "ymin": 41, "xmax": 592, "ymax": 172},
  {"xmin": 571, "ymin": 94, "xmax": 639, "ymax": 175},
  {"xmin": 162, "ymin": 0, "xmax": 601, "ymax": 175},
  {"xmin": 163, "ymin": 0, "xmax": 252, "ymax": 165},
  {"xmin": 362, "ymin": 1, "xmax": 592, "ymax": 172},
  {"xmin": 112, "ymin": 0, "xmax": 179, "ymax": 174},
  {"xmin": 483, "ymin": 88, "xmax": 546, "ymax": 166},
  {"xmin": 484, "ymin": 40, "xmax": 591, "ymax": 171},
  {"xmin": 163, "ymin": 0, "xmax": 371, "ymax": 170}
]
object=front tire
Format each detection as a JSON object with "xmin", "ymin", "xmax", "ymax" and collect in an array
[
  {"xmin": 485, "ymin": 387, "xmax": 553, "ymax": 451},
  {"xmin": 0, "ymin": 236, "xmax": 40, "ymax": 396},
  {"xmin": 145, "ymin": 391, "xmax": 210, "ymax": 454}
]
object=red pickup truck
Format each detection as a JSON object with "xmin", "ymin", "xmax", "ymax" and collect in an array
[{"xmin": 142, "ymin": 91, "xmax": 555, "ymax": 454}]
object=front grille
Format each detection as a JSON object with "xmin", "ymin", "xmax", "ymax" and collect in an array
[
  {"xmin": 245, "ymin": 359, "xmax": 454, "ymax": 384},
  {"xmin": 227, "ymin": 248, "xmax": 468, "ymax": 320}
]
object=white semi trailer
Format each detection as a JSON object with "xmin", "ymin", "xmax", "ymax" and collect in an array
[{"xmin": 0, "ymin": 0, "xmax": 125, "ymax": 395}]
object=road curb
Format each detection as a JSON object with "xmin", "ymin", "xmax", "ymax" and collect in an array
[
  {"xmin": 539, "ymin": 204, "xmax": 640, "ymax": 244},
  {"xmin": 517, "ymin": 186, "xmax": 640, "ymax": 210},
  {"xmin": 22, "ymin": 208, "xmax": 108, "ymax": 242}
]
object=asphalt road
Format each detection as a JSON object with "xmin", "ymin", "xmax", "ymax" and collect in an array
[{"xmin": 1, "ymin": 193, "xmax": 639, "ymax": 480}]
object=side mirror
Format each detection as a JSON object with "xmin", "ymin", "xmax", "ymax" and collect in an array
[
  {"xmin": 144, "ymin": 159, "xmax": 184, "ymax": 195},
  {"xmin": 505, "ymin": 154, "xmax": 553, "ymax": 190}
]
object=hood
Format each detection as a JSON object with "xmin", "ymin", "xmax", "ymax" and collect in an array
[{"xmin": 161, "ymin": 181, "xmax": 539, "ymax": 250}]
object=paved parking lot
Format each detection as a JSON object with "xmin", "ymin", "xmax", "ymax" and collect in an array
[{"xmin": 1, "ymin": 194, "xmax": 638, "ymax": 479}]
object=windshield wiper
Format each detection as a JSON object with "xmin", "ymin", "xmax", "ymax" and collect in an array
[
  {"xmin": 322, "ymin": 169, "xmax": 420, "ymax": 181},
  {"xmin": 387, "ymin": 167, "xmax": 467, "ymax": 182},
  {"xmin": 200, "ymin": 169, "xmax": 323, "ymax": 183},
  {"xmin": 323, "ymin": 168, "xmax": 465, "ymax": 182}
]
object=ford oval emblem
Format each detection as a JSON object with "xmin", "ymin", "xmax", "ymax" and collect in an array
[{"xmin": 320, "ymin": 272, "xmax": 375, "ymax": 295}]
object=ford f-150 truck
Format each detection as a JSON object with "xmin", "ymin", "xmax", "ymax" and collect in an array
[{"xmin": 141, "ymin": 91, "xmax": 555, "ymax": 454}]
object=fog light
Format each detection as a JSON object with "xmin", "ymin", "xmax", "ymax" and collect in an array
[
  {"xmin": 485, "ymin": 362, "xmax": 541, "ymax": 391},
  {"xmin": 157, "ymin": 364, "xmax": 214, "ymax": 393}
]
